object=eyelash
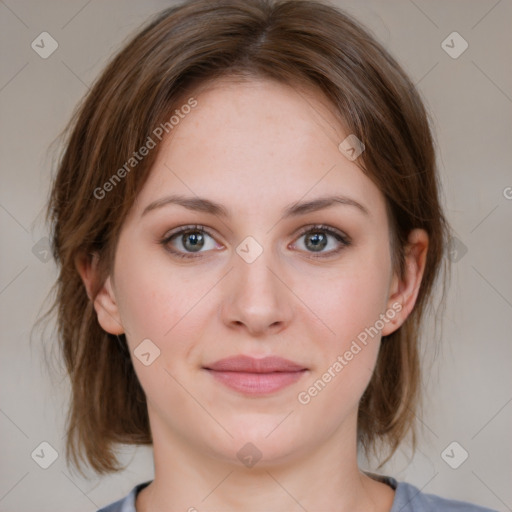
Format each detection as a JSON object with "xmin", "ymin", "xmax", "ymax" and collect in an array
[{"xmin": 160, "ymin": 223, "xmax": 351, "ymax": 260}]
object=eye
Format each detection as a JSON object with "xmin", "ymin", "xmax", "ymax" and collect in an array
[
  {"xmin": 291, "ymin": 224, "xmax": 351, "ymax": 258},
  {"xmin": 160, "ymin": 223, "xmax": 351, "ymax": 261},
  {"xmin": 160, "ymin": 225, "xmax": 220, "ymax": 259}
]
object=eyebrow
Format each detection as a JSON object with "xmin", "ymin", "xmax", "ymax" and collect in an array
[{"xmin": 141, "ymin": 193, "xmax": 370, "ymax": 219}]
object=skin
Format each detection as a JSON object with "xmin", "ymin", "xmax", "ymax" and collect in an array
[{"xmin": 78, "ymin": 77, "xmax": 428, "ymax": 512}]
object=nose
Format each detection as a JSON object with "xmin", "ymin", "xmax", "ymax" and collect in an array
[{"xmin": 220, "ymin": 242, "xmax": 294, "ymax": 337}]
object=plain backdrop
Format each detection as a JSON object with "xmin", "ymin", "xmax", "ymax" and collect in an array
[{"xmin": 0, "ymin": 0, "xmax": 511, "ymax": 511}]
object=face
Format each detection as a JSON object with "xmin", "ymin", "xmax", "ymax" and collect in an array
[{"xmin": 89, "ymin": 77, "xmax": 421, "ymax": 467}]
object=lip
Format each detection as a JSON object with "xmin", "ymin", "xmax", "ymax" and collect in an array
[{"xmin": 203, "ymin": 355, "xmax": 308, "ymax": 395}]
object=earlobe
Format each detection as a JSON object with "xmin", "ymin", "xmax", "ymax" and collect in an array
[
  {"xmin": 75, "ymin": 253, "xmax": 124, "ymax": 335},
  {"xmin": 94, "ymin": 276, "xmax": 124, "ymax": 335},
  {"xmin": 381, "ymin": 229, "xmax": 429, "ymax": 336}
]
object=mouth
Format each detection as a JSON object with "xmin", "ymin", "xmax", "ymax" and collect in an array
[{"xmin": 202, "ymin": 355, "xmax": 308, "ymax": 395}]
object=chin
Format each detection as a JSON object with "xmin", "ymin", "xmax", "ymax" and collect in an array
[{"xmin": 201, "ymin": 421, "xmax": 309, "ymax": 469}]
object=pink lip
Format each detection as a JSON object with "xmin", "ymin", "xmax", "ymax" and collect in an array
[{"xmin": 203, "ymin": 355, "xmax": 308, "ymax": 395}]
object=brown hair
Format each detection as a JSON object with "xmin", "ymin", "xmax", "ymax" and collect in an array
[{"xmin": 44, "ymin": 0, "xmax": 450, "ymax": 476}]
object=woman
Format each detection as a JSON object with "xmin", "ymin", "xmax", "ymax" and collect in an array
[{"xmin": 45, "ymin": 0, "xmax": 497, "ymax": 510}]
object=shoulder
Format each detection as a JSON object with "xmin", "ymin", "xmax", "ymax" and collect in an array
[
  {"xmin": 391, "ymin": 478, "xmax": 498, "ymax": 512},
  {"xmin": 96, "ymin": 477, "xmax": 498, "ymax": 512},
  {"xmin": 96, "ymin": 481, "xmax": 152, "ymax": 512},
  {"xmin": 365, "ymin": 472, "xmax": 497, "ymax": 512}
]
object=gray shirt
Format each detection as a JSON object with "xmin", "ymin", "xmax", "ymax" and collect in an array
[{"xmin": 97, "ymin": 475, "xmax": 498, "ymax": 511}]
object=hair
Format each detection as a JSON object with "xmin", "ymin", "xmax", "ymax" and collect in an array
[{"xmin": 44, "ymin": 0, "xmax": 450, "ymax": 476}]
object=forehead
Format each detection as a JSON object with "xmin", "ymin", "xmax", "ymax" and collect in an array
[{"xmin": 129, "ymin": 77, "xmax": 386, "ymax": 221}]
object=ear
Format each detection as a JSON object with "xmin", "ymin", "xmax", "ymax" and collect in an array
[
  {"xmin": 381, "ymin": 228, "xmax": 429, "ymax": 336},
  {"xmin": 75, "ymin": 253, "xmax": 124, "ymax": 335}
]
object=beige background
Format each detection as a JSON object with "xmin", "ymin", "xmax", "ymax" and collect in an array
[{"xmin": 1, "ymin": 0, "xmax": 511, "ymax": 510}]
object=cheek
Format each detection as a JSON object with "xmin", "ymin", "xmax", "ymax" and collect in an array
[
  {"xmin": 116, "ymin": 270, "xmax": 173, "ymax": 343},
  {"xmin": 297, "ymin": 248, "xmax": 391, "ymax": 398},
  {"xmin": 295, "ymin": 273, "xmax": 387, "ymax": 424},
  {"xmin": 113, "ymin": 262, "xmax": 206, "ymax": 407},
  {"xmin": 113, "ymin": 232, "xmax": 199, "ymax": 338},
  {"xmin": 314, "ymin": 254, "xmax": 392, "ymax": 346},
  {"xmin": 113, "ymin": 251, "xmax": 219, "ymax": 369}
]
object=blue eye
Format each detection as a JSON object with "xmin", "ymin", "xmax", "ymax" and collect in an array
[
  {"xmin": 292, "ymin": 224, "xmax": 351, "ymax": 258},
  {"xmin": 161, "ymin": 225, "xmax": 218, "ymax": 259},
  {"xmin": 160, "ymin": 224, "xmax": 350, "ymax": 260}
]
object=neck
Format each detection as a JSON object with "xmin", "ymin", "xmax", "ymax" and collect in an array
[{"xmin": 136, "ymin": 410, "xmax": 395, "ymax": 512}]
